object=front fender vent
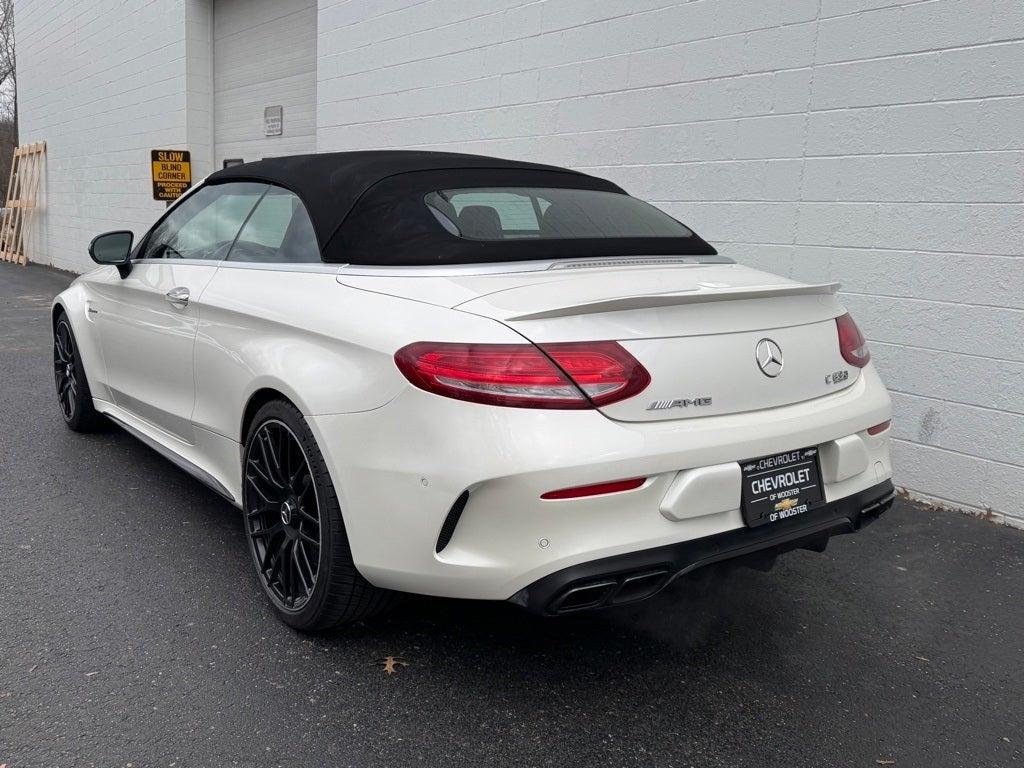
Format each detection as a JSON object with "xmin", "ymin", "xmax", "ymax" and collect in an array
[{"xmin": 435, "ymin": 490, "xmax": 470, "ymax": 553}]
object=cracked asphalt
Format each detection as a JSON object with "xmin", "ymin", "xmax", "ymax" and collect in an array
[{"xmin": 1, "ymin": 261, "xmax": 1022, "ymax": 768}]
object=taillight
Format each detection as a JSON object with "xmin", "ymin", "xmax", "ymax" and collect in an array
[
  {"xmin": 867, "ymin": 420, "xmax": 891, "ymax": 435},
  {"xmin": 836, "ymin": 313, "xmax": 870, "ymax": 367},
  {"xmin": 539, "ymin": 341, "xmax": 651, "ymax": 406},
  {"xmin": 393, "ymin": 341, "xmax": 650, "ymax": 409}
]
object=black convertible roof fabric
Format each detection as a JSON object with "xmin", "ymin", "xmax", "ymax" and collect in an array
[{"xmin": 206, "ymin": 150, "xmax": 716, "ymax": 265}]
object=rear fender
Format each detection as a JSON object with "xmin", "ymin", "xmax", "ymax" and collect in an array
[{"xmin": 191, "ymin": 268, "xmax": 527, "ymax": 443}]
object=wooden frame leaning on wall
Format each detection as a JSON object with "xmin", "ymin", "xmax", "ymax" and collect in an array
[{"xmin": 1, "ymin": 141, "xmax": 47, "ymax": 266}]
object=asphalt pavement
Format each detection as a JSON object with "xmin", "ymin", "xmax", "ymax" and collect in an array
[{"xmin": 1, "ymin": 261, "xmax": 1022, "ymax": 768}]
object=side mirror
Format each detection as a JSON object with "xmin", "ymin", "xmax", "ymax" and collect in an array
[{"xmin": 89, "ymin": 230, "xmax": 134, "ymax": 278}]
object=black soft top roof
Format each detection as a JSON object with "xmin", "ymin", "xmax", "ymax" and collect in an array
[{"xmin": 206, "ymin": 150, "xmax": 716, "ymax": 266}]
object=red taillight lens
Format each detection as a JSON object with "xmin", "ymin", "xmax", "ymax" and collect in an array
[
  {"xmin": 836, "ymin": 313, "xmax": 870, "ymax": 367},
  {"xmin": 541, "ymin": 477, "xmax": 647, "ymax": 500},
  {"xmin": 394, "ymin": 341, "xmax": 650, "ymax": 409},
  {"xmin": 539, "ymin": 341, "xmax": 651, "ymax": 407},
  {"xmin": 395, "ymin": 342, "xmax": 587, "ymax": 409}
]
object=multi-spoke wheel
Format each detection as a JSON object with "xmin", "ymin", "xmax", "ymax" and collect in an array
[
  {"xmin": 245, "ymin": 419, "xmax": 321, "ymax": 610},
  {"xmin": 53, "ymin": 321, "xmax": 79, "ymax": 420},
  {"xmin": 242, "ymin": 399, "xmax": 396, "ymax": 631},
  {"xmin": 53, "ymin": 314, "xmax": 103, "ymax": 432}
]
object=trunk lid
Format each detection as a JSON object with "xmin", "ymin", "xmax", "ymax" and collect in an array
[{"xmin": 339, "ymin": 261, "xmax": 858, "ymax": 422}]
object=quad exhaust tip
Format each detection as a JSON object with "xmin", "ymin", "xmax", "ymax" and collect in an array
[{"xmin": 548, "ymin": 569, "xmax": 670, "ymax": 614}]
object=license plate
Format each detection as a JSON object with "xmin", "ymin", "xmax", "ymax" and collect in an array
[{"xmin": 740, "ymin": 447, "xmax": 824, "ymax": 527}]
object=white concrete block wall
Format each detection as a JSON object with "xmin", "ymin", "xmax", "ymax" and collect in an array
[
  {"xmin": 316, "ymin": 0, "xmax": 1024, "ymax": 524},
  {"xmin": 185, "ymin": 0, "xmax": 215, "ymax": 181},
  {"xmin": 12, "ymin": 0, "xmax": 1024, "ymax": 525},
  {"xmin": 212, "ymin": 0, "xmax": 317, "ymax": 166},
  {"xmin": 14, "ymin": 0, "xmax": 194, "ymax": 273}
]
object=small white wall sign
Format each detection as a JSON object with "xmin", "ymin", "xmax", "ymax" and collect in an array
[{"xmin": 264, "ymin": 106, "xmax": 283, "ymax": 137}]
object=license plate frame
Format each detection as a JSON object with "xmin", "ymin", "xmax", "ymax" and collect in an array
[{"xmin": 740, "ymin": 447, "xmax": 825, "ymax": 527}]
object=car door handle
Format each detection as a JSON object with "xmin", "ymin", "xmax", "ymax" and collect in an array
[{"xmin": 165, "ymin": 287, "xmax": 190, "ymax": 308}]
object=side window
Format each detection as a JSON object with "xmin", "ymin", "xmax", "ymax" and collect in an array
[
  {"xmin": 226, "ymin": 187, "xmax": 320, "ymax": 263},
  {"xmin": 140, "ymin": 182, "xmax": 268, "ymax": 261}
]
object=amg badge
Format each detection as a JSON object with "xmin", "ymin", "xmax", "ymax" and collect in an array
[{"xmin": 646, "ymin": 397, "xmax": 712, "ymax": 411}]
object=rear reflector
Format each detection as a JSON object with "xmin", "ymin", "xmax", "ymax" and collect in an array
[
  {"xmin": 836, "ymin": 313, "xmax": 871, "ymax": 367},
  {"xmin": 867, "ymin": 420, "xmax": 891, "ymax": 435},
  {"xmin": 541, "ymin": 477, "xmax": 646, "ymax": 500},
  {"xmin": 394, "ymin": 341, "xmax": 649, "ymax": 409}
]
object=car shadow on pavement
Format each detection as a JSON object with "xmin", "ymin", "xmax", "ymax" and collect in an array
[{"xmin": 315, "ymin": 559, "xmax": 801, "ymax": 677}]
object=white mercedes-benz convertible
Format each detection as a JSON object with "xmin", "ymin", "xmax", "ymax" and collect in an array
[{"xmin": 52, "ymin": 151, "xmax": 894, "ymax": 631}]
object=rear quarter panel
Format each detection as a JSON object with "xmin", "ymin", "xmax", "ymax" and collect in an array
[{"xmin": 192, "ymin": 266, "xmax": 523, "ymax": 442}]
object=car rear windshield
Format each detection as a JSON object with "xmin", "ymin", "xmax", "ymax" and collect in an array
[
  {"xmin": 328, "ymin": 168, "xmax": 717, "ymax": 265},
  {"xmin": 424, "ymin": 187, "xmax": 694, "ymax": 241}
]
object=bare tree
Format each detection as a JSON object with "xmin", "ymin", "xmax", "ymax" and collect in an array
[{"xmin": 0, "ymin": 0, "xmax": 17, "ymax": 194}]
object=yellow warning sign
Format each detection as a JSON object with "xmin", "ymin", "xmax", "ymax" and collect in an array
[{"xmin": 151, "ymin": 149, "xmax": 192, "ymax": 201}]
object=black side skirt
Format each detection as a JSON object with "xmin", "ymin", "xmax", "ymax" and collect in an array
[{"xmin": 509, "ymin": 480, "xmax": 895, "ymax": 616}]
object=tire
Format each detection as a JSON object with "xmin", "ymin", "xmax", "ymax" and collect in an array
[
  {"xmin": 53, "ymin": 313, "xmax": 106, "ymax": 433},
  {"xmin": 241, "ymin": 399, "xmax": 397, "ymax": 632}
]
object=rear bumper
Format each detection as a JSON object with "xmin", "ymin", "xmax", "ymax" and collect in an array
[
  {"xmin": 309, "ymin": 364, "xmax": 892, "ymax": 601},
  {"xmin": 510, "ymin": 480, "xmax": 895, "ymax": 615}
]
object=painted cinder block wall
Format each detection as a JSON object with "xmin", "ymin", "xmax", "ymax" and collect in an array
[
  {"xmin": 13, "ymin": 0, "xmax": 214, "ymax": 276},
  {"xmin": 314, "ymin": 0, "xmax": 1024, "ymax": 525},
  {"xmin": 14, "ymin": 0, "xmax": 1024, "ymax": 525},
  {"xmin": 14, "ymin": 0, "xmax": 186, "ymax": 272}
]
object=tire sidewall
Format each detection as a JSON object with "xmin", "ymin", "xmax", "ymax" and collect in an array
[
  {"xmin": 54, "ymin": 316, "xmax": 94, "ymax": 430},
  {"xmin": 242, "ymin": 401, "xmax": 343, "ymax": 630}
]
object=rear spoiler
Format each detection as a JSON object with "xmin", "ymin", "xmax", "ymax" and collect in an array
[{"xmin": 502, "ymin": 282, "xmax": 841, "ymax": 321}]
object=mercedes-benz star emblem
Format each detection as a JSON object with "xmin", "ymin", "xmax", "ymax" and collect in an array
[
  {"xmin": 280, "ymin": 500, "xmax": 295, "ymax": 526},
  {"xmin": 755, "ymin": 338, "xmax": 784, "ymax": 377}
]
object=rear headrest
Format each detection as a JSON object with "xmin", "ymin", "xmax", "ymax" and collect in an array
[
  {"xmin": 457, "ymin": 205, "xmax": 502, "ymax": 239},
  {"xmin": 541, "ymin": 203, "xmax": 597, "ymax": 237}
]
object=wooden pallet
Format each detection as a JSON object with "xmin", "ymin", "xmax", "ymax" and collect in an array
[{"xmin": 1, "ymin": 141, "xmax": 47, "ymax": 266}]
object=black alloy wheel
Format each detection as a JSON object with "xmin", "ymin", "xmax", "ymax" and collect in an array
[
  {"xmin": 244, "ymin": 418, "xmax": 322, "ymax": 611},
  {"xmin": 53, "ymin": 320, "xmax": 79, "ymax": 421},
  {"xmin": 241, "ymin": 400, "xmax": 396, "ymax": 631},
  {"xmin": 53, "ymin": 314, "xmax": 104, "ymax": 432}
]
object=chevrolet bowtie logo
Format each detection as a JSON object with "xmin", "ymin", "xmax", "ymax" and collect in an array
[{"xmin": 774, "ymin": 498, "xmax": 799, "ymax": 511}]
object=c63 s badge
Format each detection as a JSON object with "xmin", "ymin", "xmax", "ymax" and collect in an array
[{"xmin": 647, "ymin": 396, "xmax": 712, "ymax": 411}]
